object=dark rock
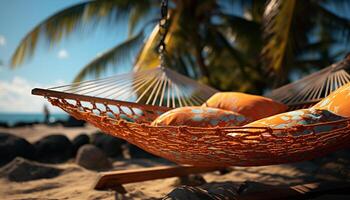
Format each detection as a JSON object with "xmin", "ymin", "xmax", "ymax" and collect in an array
[
  {"xmin": 163, "ymin": 186, "xmax": 212, "ymax": 200},
  {"xmin": 0, "ymin": 157, "xmax": 61, "ymax": 182},
  {"xmin": 164, "ymin": 181, "xmax": 240, "ymax": 200},
  {"xmin": 75, "ymin": 144, "xmax": 111, "ymax": 170},
  {"xmin": 72, "ymin": 134, "xmax": 90, "ymax": 156},
  {"xmin": 316, "ymin": 161, "xmax": 349, "ymax": 179},
  {"xmin": 11, "ymin": 121, "xmax": 39, "ymax": 128},
  {"xmin": 218, "ymin": 168, "xmax": 232, "ymax": 175},
  {"xmin": 47, "ymin": 119, "xmax": 65, "ymax": 126},
  {"xmin": 91, "ymin": 132, "xmax": 125, "ymax": 158},
  {"xmin": 63, "ymin": 116, "xmax": 86, "ymax": 127},
  {"xmin": 203, "ymin": 182, "xmax": 240, "ymax": 199},
  {"xmin": 176, "ymin": 174, "xmax": 206, "ymax": 186},
  {"xmin": 0, "ymin": 132, "xmax": 35, "ymax": 166},
  {"xmin": 0, "ymin": 122, "xmax": 9, "ymax": 128},
  {"xmin": 34, "ymin": 134, "xmax": 73, "ymax": 163},
  {"xmin": 237, "ymin": 181, "xmax": 276, "ymax": 195},
  {"xmin": 129, "ymin": 144, "xmax": 159, "ymax": 159},
  {"xmin": 332, "ymin": 149, "xmax": 350, "ymax": 161}
]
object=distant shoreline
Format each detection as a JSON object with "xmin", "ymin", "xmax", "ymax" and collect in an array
[{"xmin": 0, "ymin": 113, "xmax": 68, "ymax": 126}]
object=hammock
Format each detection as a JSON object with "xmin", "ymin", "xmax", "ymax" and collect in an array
[
  {"xmin": 267, "ymin": 55, "xmax": 350, "ymax": 110},
  {"xmin": 32, "ymin": 56, "xmax": 350, "ymax": 167}
]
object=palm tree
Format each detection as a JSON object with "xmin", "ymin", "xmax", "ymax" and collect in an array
[
  {"xmin": 261, "ymin": 0, "xmax": 350, "ymax": 87},
  {"xmin": 10, "ymin": 0, "xmax": 350, "ymax": 93}
]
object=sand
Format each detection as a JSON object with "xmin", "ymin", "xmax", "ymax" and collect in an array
[
  {"xmin": 1, "ymin": 159, "xmax": 348, "ymax": 200},
  {"xmin": 1, "ymin": 124, "xmax": 349, "ymax": 199}
]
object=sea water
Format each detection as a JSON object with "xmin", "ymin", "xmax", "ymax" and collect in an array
[{"xmin": 0, "ymin": 113, "xmax": 68, "ymax": 125}]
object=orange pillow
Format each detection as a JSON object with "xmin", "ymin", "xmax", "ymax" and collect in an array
[
  {"xmin": 152, "ymin": 106, "xmax": 251, "ymax": 127},
  {"xmin": 241, "ymin": 108, "xmax": 345, "ymax": 136},
  {"xmin": 203, "ymin": 92, "xmax": 288, "ymax": 121},
  {"xmin": 312, "ymin": 83, "xmax": 350, "ymax": 117}
]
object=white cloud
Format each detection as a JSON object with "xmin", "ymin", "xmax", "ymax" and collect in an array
[
  {"xmin": 57, "ymin": 49, "xmax": 69, "ymax": 59},
  {"xmin": 0, "ymin": 35, "xmax": 6, "ymax": 46},
  {"xmin": 0, "ymin": 77, "xmax": 64, "ymax": 113},
  {"xmin": 96, "ymin": 52, "xmax": 103, "ymax": 57}
]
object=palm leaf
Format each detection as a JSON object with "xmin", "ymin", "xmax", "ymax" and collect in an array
[
  {"xmin": 134, "ymin": 11, "xmax": 184, "ymax": 72},
  {"xmin": 128, "ymin": 1, "xmax": 153, "ymax": 37},
  {"xmin": 73, "ymin": 31, "xmax": 144, "ymax": 82},
  {"xmin": 319, "ymin": 0, "xmax": 350, "ymax": 14},
  {"xmin": 312, "ymin": 3, "xmax": 350, "ymax": 43},
  {"xmin": 261, "ymin": 0, "xmax": 296, "ymax": 72},
  {"xmin": 206, "ymin": 27, "xmax": 248, "ymax": 73},
  {"xmin": 218, "ymin": 13, "xmax": 262, "ymax": 57},
  {"xmin": 11, "ymin": 0, "xmax": 142, "ymax": 67},
  {"xmin": 133, "ymin": 24, "xmax": 161, "ymax": 71}
]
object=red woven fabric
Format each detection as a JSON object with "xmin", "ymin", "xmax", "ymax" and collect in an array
[{"xmin": 47, "ymin": 97, "xmax": 350, "ymax": 167}]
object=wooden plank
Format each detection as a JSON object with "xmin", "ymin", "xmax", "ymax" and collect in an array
[{"xmin": 94, "ymin": 165, "xmax": 222, "ymax": 191}]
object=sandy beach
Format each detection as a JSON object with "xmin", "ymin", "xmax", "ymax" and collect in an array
[{"xmin": 1, "ymin": 124, "xmax": 350, "ymax": 199}]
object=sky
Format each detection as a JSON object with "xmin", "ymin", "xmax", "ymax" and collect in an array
[
  {"xmin": 0, "ymin": 0, "xmax": 239, "ymax": 114},
  {"xmin": 0, "ymin": 0, "xmax": 134, "ymax": 113}
]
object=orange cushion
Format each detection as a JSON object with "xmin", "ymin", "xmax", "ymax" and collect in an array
[
  {"xmin": 152, "ymin": 106, "xmax": 252, "ymax": 127},
  {"xmin": 313, "ymin": 83, "xmax": 350, "ymax": 117},
  {"xmin": 242, "ymin": 108, "xmax": 345, "ymax": 136},
  {"xmin": 203, "ymin": 92, "xmax": 288, "ymax": 121}
]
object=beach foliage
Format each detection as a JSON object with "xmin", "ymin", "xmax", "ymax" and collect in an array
[{"xmin": 10, "ymin": 0, "xmax": 350, "ymax": 93}]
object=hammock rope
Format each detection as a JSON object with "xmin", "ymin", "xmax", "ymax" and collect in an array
[
  {"xmin": 38, "ymin": 67, "xmax": 218, "ymax": 109},
  {"xmin": 267, "ymin": 56, "xmax": 350, "ymax": 109}
]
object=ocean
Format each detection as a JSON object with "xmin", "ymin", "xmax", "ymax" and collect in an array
[{"xmin": 0, "ymin": 113, "xmax": 69, "ymax": 125}]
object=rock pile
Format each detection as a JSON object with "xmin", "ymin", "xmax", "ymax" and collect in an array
[{"xmin": 0, "ymin": 131, "xmax": 162, "ymax": 171}]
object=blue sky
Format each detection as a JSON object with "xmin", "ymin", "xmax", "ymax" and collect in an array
[{"xmin": 0, "ymin": 0, "xmax": 135, "ymax": 113}]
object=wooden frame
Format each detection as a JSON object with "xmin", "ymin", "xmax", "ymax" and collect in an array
[{"xmin": 93, "ymin": 165, "xmax": 222, "ymax": 192}]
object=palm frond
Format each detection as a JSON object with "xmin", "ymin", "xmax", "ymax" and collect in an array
[
  {"xmin": 73, "ymin": 31, "xmax": 144, "ymax": 82},
  {"xmin": 207, "ymin": 27, "xmax": 248, "ymax": 72},
  {"xmin": 312, "ymin": 3, "xmax": 350, "ymax": 43},
  {"xmin": 219, "ymin": 13, "xmax": 261, "ymax": 56},
  {"xmin": 133, "ymin": 24, "xmax": 161, "ymax": 71},
  {"xmin": 134, "ymin": 11, "xmax": 184, "ymax": 72},
  {"xmin": 261, "ymin": 0, "xmax": 296, "ymax": 73},
  {"xmin": 319, "ymin": 0, "xmax": 350, "ymax": 14},
  {"xmin": 11, "ymin": 0, "xmax": 142, "ymax": 67},
  {"xmin": 301, "ymin": 40, "xmax": 334, "ymax": 54},
  {"xmin": 128, "ymin": 1, "xmax": 153, "ymax": 37}
]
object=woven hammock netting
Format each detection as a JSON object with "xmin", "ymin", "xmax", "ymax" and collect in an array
[{"xmin": 32, "ymin": 57, "xmax": 350, "ymax": 167}]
